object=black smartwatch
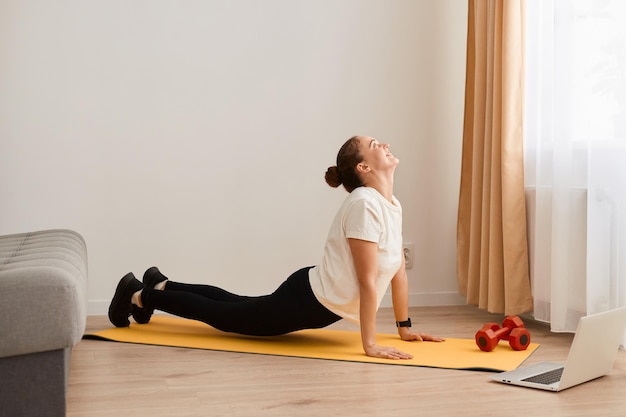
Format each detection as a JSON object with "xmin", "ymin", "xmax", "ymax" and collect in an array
[{"xmin": 396, "ymin": 318, "xmax": 412, "ymax": 328}]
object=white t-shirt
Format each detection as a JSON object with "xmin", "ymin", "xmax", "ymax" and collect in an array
[{"xmin": 308, "ymin": 186, "xmax": 403, "ymax": 323}]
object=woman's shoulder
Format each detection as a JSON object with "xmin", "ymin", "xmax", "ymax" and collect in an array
[
  {"xmin": 348, "ymin": 187, "xmax": 400, "ymax": 209},
  {"xmin": 341, "ymin": 188, "xmax": 398, "ymax": 216},
  {"xmin": 343, "ymin": 187, "xmax": 375, "ymax": 207},
  {"xmin": 349, "ymin": 186, "xmax": 375, "ymax": 199}
]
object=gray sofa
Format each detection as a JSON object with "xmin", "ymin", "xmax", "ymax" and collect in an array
[{"xmin": 0, "ymin": 229, "xmax": 88, "ymax": 417}]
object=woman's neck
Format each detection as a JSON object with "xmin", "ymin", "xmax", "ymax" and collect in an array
[{"xmin": 365, "ymin": 175, "xmax": 394, "ymax": 203}]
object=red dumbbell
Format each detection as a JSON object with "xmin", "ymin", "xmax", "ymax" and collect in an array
[{"xmin": 475, "ymin": 316, "xmax": 531, "ymax": 352}]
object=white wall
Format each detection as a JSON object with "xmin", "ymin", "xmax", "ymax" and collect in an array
[{"xmin": 0, "ymin": 0, "xmax": 467, "ymax": 314}]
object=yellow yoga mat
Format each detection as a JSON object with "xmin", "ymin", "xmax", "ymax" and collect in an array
[{"xmin": 85, "ymin": 315, "xmax": 539, "ymax": 372}]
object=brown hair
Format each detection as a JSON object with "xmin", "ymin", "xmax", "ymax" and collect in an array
[{"xmin": 324, "ymin": 136, "xmax": 364, "ymax": 193}]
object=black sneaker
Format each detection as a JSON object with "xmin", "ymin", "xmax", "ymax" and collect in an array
[
  {"xmin": 131, "ymin": 267, "xmax": 168, "ymax": 324},
  {"xmin": 108, "ymin": 273, "xmax": 144, "ymax": 327}
]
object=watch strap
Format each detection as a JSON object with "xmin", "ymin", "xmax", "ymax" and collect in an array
[{"xmin": 396, "ymin": 318, "xmax": 412, "ymax": 328}]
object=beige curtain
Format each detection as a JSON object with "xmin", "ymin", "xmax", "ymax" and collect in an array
[{"xmin": 457, "ymin": 0, "xmax": 533, "ymax": 315}]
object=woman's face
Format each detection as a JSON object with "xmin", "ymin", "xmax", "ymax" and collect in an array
[{"xmin": 357, "ymin": 136, "xmax": 399, "ymax": 172}]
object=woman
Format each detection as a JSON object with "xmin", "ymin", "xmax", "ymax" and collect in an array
[{"xmin": 109, "ymin": 135, "xmax": 444, "ymax": 359}]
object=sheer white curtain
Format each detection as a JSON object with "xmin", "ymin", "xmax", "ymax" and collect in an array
[{"xmin": 525, "ymin": 0, "xmax": 626, "ymax": 344}]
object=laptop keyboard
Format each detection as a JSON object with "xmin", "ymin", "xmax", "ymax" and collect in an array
[{"xmin": 522, "ymin": 367, "xmax": 564, "ymax": 385}]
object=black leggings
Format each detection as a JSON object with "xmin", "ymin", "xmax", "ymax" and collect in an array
[{"xmin": 140, "ymin": 266, "xmax": 342, "ymax": 336}]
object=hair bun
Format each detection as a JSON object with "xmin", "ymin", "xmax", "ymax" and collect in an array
[{"xmin": 324, "ymin": 166, "xmax": 342, "ymax": 188}]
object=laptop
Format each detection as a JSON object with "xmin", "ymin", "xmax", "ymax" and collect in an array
[{"xmin": 490, "ymin": 307, "xmax": 626, "ymax": 392}]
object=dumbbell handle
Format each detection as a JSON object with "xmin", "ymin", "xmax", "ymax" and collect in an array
[{"xmin": 491, "ymin": 326, "xmax": 512, "ymax": 340}]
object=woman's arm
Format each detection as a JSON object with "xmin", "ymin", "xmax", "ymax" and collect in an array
[
  {"xmin": 391, "ymin": 255, "xmax": 412, "ymax": 331},
  {"xmin": 348, "ymin": 238, "xmax": 413, "ymax": 359},
  {"xmin": 391, "ymin": 255, "xmax": 445, "ymax": 343}
]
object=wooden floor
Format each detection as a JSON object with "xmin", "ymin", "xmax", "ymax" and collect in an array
[{"xmin": 68, "ymin": 305, "xmax": 626, "ymax": 417}]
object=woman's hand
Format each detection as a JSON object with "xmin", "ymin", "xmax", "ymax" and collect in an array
[
  {"xmin": 362, "ymin": 329, "xmax": 445, "ymax": 360},
  {"xmin": 398, "ymin": 327, "xmax": 445, "ymax": 342},
  {"xmin": 364, "ymin": 343, "xmax": 414, "ymax": 360}
]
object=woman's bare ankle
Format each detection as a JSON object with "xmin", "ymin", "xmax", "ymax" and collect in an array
[{"xmin": 131, "ymin": 290, "xmax": 143, "ymax": 308}]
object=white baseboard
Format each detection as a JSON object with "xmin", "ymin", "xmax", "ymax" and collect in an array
[{"xmin": 89, "ymin": 291, "xmax": 467, "ymax": 316}]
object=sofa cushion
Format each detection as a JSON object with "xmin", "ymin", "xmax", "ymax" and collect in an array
[{"xmin": 0, "ymin": 230, "xmax": 87, "ymax": 358}]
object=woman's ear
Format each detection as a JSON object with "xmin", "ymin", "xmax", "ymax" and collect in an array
[{"xmin": 356, "ymin": 163, "xmax": 370, "ymax": 174}]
